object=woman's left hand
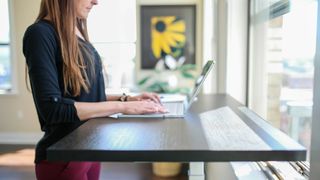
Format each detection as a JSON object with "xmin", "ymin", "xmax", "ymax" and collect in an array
[{"xmin": 128, "ymin": 92, "xmax": 161, "ymax": 104}]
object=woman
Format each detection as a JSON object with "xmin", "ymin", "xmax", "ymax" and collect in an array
[{"xmin": 23, "ymin": 0, "xmax": 166, "ymax": 179}]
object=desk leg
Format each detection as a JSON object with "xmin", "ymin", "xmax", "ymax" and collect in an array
[{"xmin": 188, "ymin": 162, "xmax": 205, "ymax": 180}]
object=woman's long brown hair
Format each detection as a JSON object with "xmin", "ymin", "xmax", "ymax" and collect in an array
[{"xmin": 32, "ymin": 0, "xmax": 94, "ymax": 96}]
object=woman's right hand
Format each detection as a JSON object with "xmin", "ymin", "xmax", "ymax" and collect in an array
[{"xmin": 122, "ymin": 100, "xmax": 167, "ymax": 115}]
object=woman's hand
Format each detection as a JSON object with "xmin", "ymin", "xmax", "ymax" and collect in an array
[
  {"xmin": 128, "ymin": 92, "xmax": 161, "ymax": 104},
  {"xmin": 122, "ymin": 100, "xmax": 167, "ymax": 115}
]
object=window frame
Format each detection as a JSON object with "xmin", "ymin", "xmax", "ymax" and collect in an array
[
  {"xmin": 247, "ymin": 0, "xmax": 291, "ymax": 116},
  {"xmin": 309, "ymin": 2, "xmax": 320, "ymax": 176},
  {"xmin": 0, "ymin": 0, "xmax": 17, "ymax": 95},
  {"xmin": 248, "ymin": 0, "xmax": 317, "ymax": 161}
]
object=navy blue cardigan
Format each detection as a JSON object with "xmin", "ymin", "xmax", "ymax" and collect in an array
[{"xmin": 23, "ymin": 20, "xmax": 106, "ymax": 163}]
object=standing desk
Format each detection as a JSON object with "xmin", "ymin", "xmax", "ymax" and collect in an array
[{"xmin": 47, "ymin": 94, "xmax": 306, "ymax": 179}]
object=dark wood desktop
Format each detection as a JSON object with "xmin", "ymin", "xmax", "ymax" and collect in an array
[{"xmin": 47, "ymin": 94, "xmax": 306, "ymax": 162}]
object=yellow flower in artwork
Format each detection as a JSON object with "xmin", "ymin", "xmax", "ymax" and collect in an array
[{"xmin": 151, "ymin": 16, "xmax": 186, "ymax": 59}]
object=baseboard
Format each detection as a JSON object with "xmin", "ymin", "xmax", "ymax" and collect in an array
[{"xmin": 0, "ymin": 132, "xmax": 44, "ymax": 145}]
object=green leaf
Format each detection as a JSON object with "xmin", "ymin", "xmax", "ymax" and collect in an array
[
  {"xmin": 172, "ymin": 49, "xmax": 182, "ymax": 58},
  {"xmin": 168, "ymin": 88, "xmax": 180, "ymax": 94},
  {"xmin": 146, "ymin": 81, "xmax": 169, "ymax": 93},
  {"xmin": 181, "ymin": 71, "xmax": 195, "ymax": 79},
  {"xmin": 154, "ymin": 69, "xmax": 162, "ymax": 73},
  {"xmin": 179, "ymin": 64, "xmax": 196, "ymax": 72},
  {"xmin": 146, "ymin": 86, "xmax": 160, "ymax": 93},
  {"xmin": 176, "ymin": 41, "xmax": 186, "ymax": 48},
  {"xmin": 169, "ymin": 87, "xmax": 192, "ymax": 94},
  {"xmin": 138, "ymin": 76, "xmax": 151, "ymax": 86},
  {"xmin": 178, "ymin": 87, "xmax": 192, "ymax": 94}
]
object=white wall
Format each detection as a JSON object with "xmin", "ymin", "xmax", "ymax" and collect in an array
[
  {"xmin": 213, "ymin": 0, "xmax": 248, "ymax": 105},
  {"xmin": 202, "ymin": 0, "xmax": 217, "ymax": 94},
  {"xmin": 87, "ymin": 0, "xmax": 137, "ymax": 90},
  {"xmin": 0, "ymin": 0, "xmax": 42, "ymax": 143},
  {"xmin": 226, "ymin": 0, "xmax": 248, "ymax": 104},
  {"xmin": 215, "ymin": 0, "xmax": 228, "ymax": 94}
]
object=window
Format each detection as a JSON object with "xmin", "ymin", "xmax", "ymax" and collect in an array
[
  {"xmin": 0, "ymin": 0, "xmax": 11, "ymax": 92},
  {"xmin": 249, "ymin": 0, "xmax": 317, "ymax": 160}
]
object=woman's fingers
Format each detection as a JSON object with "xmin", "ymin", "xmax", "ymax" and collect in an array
[
  {"xmin": 143, "ymin": 92, "xmax": 161, "ymax": 104},
  {"xmin": 155, "ymin": 103, "xmax": 167, "ymax": 113},
  {"xmin": 152, "ymin": 93, "xmax": 161, "ymax": 104},
  {"xmin": 123, "ymin": 99, "xmax": 167, "ymax": 115},
  {"xmin": 143, "ymin": 101, "xmax": 167, "ymax": 114},
  {"xmin": 132, "ymin": 92, "xmax": 162, "ymax": 104}
]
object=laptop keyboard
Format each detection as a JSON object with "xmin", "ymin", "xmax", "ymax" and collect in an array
[{"xmin": 163, "ymin": 102, "xmax": 184, "ymax": 115}]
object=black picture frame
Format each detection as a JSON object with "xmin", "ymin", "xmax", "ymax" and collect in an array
[{"xmin": 140, "ymin": 5, "xmax": 196, "ymax": 69}]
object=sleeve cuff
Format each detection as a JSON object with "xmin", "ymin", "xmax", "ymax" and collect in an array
[{"xmin": 50, "ymin": 96, "xmax": 75, "ymax": 105}]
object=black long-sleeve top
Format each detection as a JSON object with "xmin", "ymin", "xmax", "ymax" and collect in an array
[{"xmin": 23, "ymin": 20, "xmax": 106, "ymax": 163}]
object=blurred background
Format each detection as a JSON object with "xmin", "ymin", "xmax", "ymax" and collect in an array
[{"xmin": 0, "ymin": 0, "xmax": 318, "ymax": 179}]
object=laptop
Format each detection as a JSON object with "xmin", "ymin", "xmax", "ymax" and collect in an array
[{"xmin": 115, "ymin": 60, "xmax": 215, "ymax": 118}]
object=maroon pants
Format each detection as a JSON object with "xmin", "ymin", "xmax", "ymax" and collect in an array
[{"xmin": 35, "ymin": 161, "xmax": 101, "ymax": 180}]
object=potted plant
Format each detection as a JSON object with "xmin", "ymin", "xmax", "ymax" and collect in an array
[
  {"xmin": 152, "ymin": 162, "xmax": 182, "ymax": 177},
  {"xmin": 138, "ymin": 55, "xmax": 196, "ymax": 94}
]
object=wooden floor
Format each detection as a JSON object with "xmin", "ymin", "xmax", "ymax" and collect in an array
[{"xmin": 0, "ymin": 144, "xmax": 188, "ymax": 180}]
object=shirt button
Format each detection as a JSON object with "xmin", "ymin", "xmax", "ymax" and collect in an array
[{"xmin": 53, "ymin": 97, "xmax": 58, "ymax": 102}]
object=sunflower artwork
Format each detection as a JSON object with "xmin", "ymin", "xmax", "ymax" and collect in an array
[
  {"xmin": 139, "ymin": 6, "xmax": 196, "ymax": 93},
  {"xmin": 140, "ymin": 5, "xmax": 196, "ymax": 69},
  {"xmin": 151, "ymin": 16, "xmax": 186, "ymax": 70}
]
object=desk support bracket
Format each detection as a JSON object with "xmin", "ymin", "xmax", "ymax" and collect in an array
[{"xmin": 188, "ymin": 162, "xmax": 205, "ymax": 180}]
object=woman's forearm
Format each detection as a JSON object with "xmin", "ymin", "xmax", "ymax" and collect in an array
[{"xmin": 74, "ymin": 101, "xmax": 125, "ymax": 121}]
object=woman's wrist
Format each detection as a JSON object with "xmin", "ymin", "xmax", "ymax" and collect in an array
[
  {"xmin": 117, "ymin": 93, "xmax": 130, "ymax": 102},
  {"xmin": 126, "ymin": 95, "xmax": 135, "ymax": 101},
  {"xmin": 117, "ymin": 101, "xmax": 126, "ymax": 113},
  {"xmin": 107, "ymin": 94, "xmax": 137, "ymax": 101}
]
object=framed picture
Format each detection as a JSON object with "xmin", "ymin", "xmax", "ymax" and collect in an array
[{"xmin": 140, "ymin": 5, "xmax": 196, "ymax": 69}]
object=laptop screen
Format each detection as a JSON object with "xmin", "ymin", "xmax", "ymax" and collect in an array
[{"xmin": 187, "ymin": 60, "xmax": 215, "ymax": 106}]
